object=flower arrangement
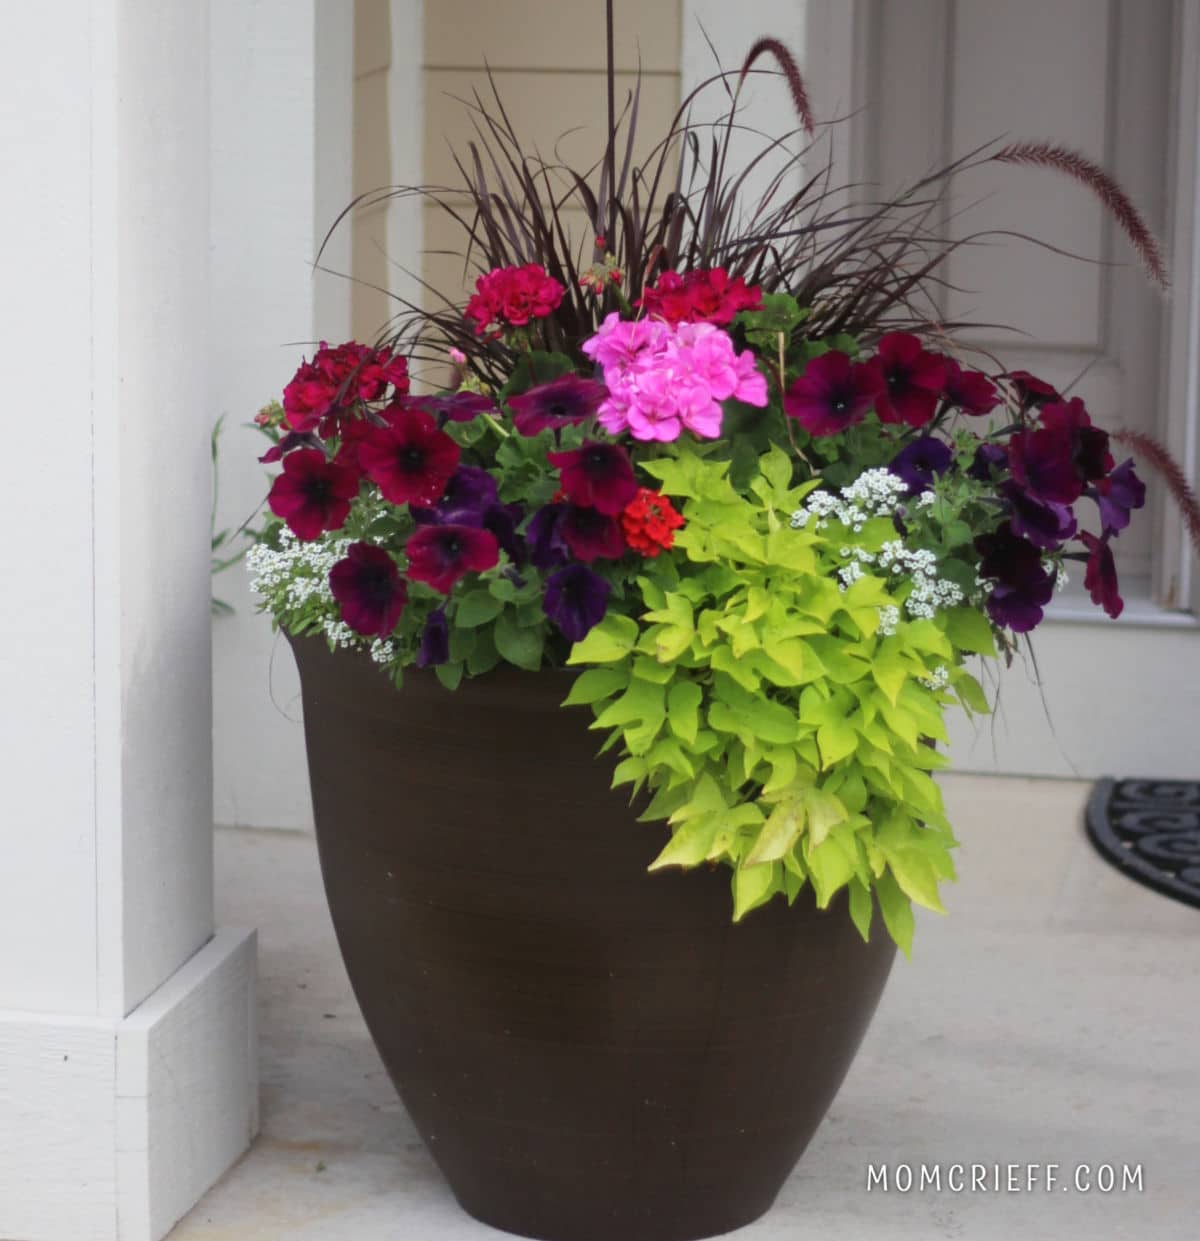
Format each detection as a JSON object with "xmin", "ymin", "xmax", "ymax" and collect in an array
[{"xmin": 248, "ymin": 29, "xmax": 1197, "ymax": 955}]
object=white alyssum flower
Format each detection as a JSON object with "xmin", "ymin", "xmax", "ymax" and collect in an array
[
  {"xmin": 919, "ymin": 665, "xmax": 950, "ymax": 691},
  {"xmin": 370, "ymin": 638, "xmax": 396, "ymax": 664},
  {"xmin": 247, "ymin": 527, "xmax": 353, "ymax": 608},
  {"xmin": 877, "ymin": 605, "xmax": 901, "ymax": 636},
  {"xmin": 790, "ymin": 468, "xmax": 908, "ymax": 533},
  {"xmin": 1055, "ymin": 563, "xmax": 1069, "ymax": 591}
]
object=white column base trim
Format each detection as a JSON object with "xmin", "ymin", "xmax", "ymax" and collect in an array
[{"xmin": 0, "ymin": 928, "xmax": 258, "ymax": 1241}]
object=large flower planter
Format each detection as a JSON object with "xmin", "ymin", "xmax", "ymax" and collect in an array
[{"xmin": 290, "ymin": 634, "xmax": 896, "ymax": 1241}]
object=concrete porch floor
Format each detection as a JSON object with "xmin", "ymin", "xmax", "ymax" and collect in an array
[{"xmin": 172, "ymin": 775, "xmax": 1199, "ymax": 1240}]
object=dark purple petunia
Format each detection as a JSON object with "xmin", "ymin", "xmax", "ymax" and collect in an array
[
  {"xmin": 783, "ymin": 350, "xmax": 882, "ymax": 436},
  {"xmin": 1001, "ymin": 482, "xmax": 1077, "ymax": 550},
  {"xmin": 527, "ymin": 503, "xmax": 570, "ymax": 570},
  {"xmin": 398, "ymin": 392, "xmax": 499, "ymax": 424},
  {"xmin": 1005, "ymin": 369, "xmax": 1060, "ymax": 410},
  {"xmin": 1090, "ymin": 458, "xmax": 1146, "ymax": 537},
  {"xmin": 357, "ymin": 407, "xmax": 460, "ymax": 506},
  {"xmin": 967, "ymin": 441, "xmax": 1008, "ymax": 481},
  {"xmin": 889, "ymin": 437, "xmax": 954, "ymax": 496},
  {"xmin": 413, "ymin": 465, "xmax": 498, "ymax": 523},
  {"xmin": 559, "ymin": 504, "xmax": 627, "ymax": 562},
  {"xmin": 328, "ymin": 542, "xmax": 408, "ymax": 637},
  {"xmin": 867, "ymin": 332, "xmax": 948, "ymax": 428},
  {"xmin": 943, "ymin": 359, "xmax": 1001, "ymax": 416},
  {"xmin": 548, "ymin": 441, "xmax": 638, "ymax": 515},
  {"xmin": 481, "ymin": 502, "xmax": 526, "ymax": 563},
  {"xmin": 416, "ymin": 608, "xmax": 450, "ymax": 667},
  {"xmin": 1080, "ymin": 531, "xmax": 1123, "ymax": 619},
  {"xmin": 508, "ymin": 375, "xmax": 608, "ymax": 436},
  {"xmin": 975, "ymin": 521, "xmax": 1055, "ymax": 632},
  {"xmin": 543, "ymin": 564, "xmax": 611, "ymax": 642},
  {"xmin": 267, "ymin": 448, "xmax": 359, "ymax": 541},
  {"xmin": 405, "ymin": 523, "xmax": 500, "ymax": 594}
]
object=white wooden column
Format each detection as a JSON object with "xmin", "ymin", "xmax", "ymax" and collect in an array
[
  {"xmin": 211, "ymin": 0, "xmax": 421, "ymax": 832},
  {"xmin": 0, "ymin": 3, "xmax": 257, "ymax": 1239}
]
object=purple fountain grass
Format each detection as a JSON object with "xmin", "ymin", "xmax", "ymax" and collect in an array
[{"xmin": 991, "ymin": 141, "xmax": 1169, "ymax": 289}]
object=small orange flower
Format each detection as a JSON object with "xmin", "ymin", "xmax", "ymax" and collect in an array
[{"xmin": 620, "ymin": 488, "xmax": 685, "ymax": 557}]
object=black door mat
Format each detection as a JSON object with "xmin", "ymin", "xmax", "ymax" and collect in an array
[{"xmin": 1086, "ymin": 779, "xmax": 1200, "ymax": 909}]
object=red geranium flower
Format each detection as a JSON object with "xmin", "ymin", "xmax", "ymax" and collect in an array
[
  {"xmin": 282, "ymin": 342, "xmax": 410, "ymax": 433},
  {"xmin": 548, "ymin": 441, "xmax": 639, "ymax": 515},
  {"xmin": 783, "ymin": 351, "xmax": 883, "ymax": 436},
  {"xmin": 329, "ymin": 543, "xmax": 408, "ymax": 637},
  {"xmin": 943, "ymin": 360, "xmax": 1001, "ymax": 416},
  {"xmin": 405, "ymin": 524, "xmax": 500, "ymax": 593},
  {"xmin": 868, "ymin": 333, "xmax": 948, "ymax": 427},
  {"xmin": 267, "ymin": 449, "xmax": 359, "ymax": 540},
  {"xmin": 620, "ymin": 488, "xmax": 685, "ymax": 557},
  {"xmin": 464, "ymin": 264, "xmax": 565, "ymax": 335},
  {"xmin": 358, "ymin": 408, "xmax": 460, "ymax": 506},
  {"xmin": 637, "ymin": 268, "xmax": 763, "ymax": 326}
]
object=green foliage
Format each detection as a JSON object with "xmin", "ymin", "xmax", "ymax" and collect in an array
[{"xmin": 564, "ymin": 444, "xmax": 995, "ymax": 955}]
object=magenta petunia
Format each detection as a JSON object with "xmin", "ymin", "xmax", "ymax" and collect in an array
[
  {"xmin": 869, "ymin": 333, "xmax": 948, "ymax": 428},
  {"xmin": 1005, "ymin": 369, "xmax": 1060, "ymax": 410},
  {"xmin": 328, "ymin": 542, "xmax": 408, "ymax": 637},
  {"xmin": 405, "ymin": 524, "xmax": 500, "ymax": 594},
  {"xmin": 944, "ymin": 360, "xmax": 1001, "ymax": 416},
  {"xmin": 548, "ymin": 441, "xmax": 639, "ymax": 515},
  {"xmin": 1039, "ymin": 398, "xmax": 1113, "ymax": 481},
  {"xmin": 398, "ymin": 391, "xmax": 499, "ymax": 423},
  {"xmin": 357, "ymin": 407, "xmax": 461, "ymax": 507},
  {"xmin": 267, "ymin": 449, "xmax": 359, "ymax": 541},
  {"xmin": 559, "ymin": 504, "xmax": 627, "ymax": 562},
  {"xmin": 1080, "ymin": 530, "xmax": 1123, "ymax": 619},
  {"xmin": 783, "ymin": 351, "xmax": 882, "ymax": 437},
  {"xmin": 508, "ymin": 375, "xmax": 608, "ymax": 436}
]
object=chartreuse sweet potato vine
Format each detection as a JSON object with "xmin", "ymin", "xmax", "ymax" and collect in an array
[{"xmin": 564, "ymin": 446, "xmax": 997, "ymax": 955}]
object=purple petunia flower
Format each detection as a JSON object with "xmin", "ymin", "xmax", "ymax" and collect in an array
[
  {"xmin": 975, "ymin": 521, "xmax": 1055, "ymax": 633},
  {"xmin": 1090, "ymin": 458, "xmax": 1146, "ymax": 537},
  {"xmin": 967, "ymin": 441, "xmax": 1008, "ymax": 481},
  {"xmin": 416, "ymin": 608, "xmax": 450, "ymax": 667},
  {"xmin": 1001, "ymin": 482, "xmax": 1077, "ymax": 551},
  {"xmin": 413, "ymin": 465, "xmax": 498, "ymax": 523},
  {"xmin": 507, "ymin": 375, "xmax": 608, "ymax": 436},
  {"xmin": 405, "ymin": 524, "xmax": 499, "ymax": 594},
  {"xmin": 889, "ymin": 437, "xmax": 953, "ymax": 496},
  {"xmin": 783, "ymin": 350, "xmax": 882, "ymax": 437},
  {"xmin": 559, "ymin": 504, "xmax": 627, "ymax": 562},
  {"xmin": 527, "ymin": 503, "xmax": 570, "ymax": 570},
  {"xmin": 548, "ymin": 441, "xmax": 639, "ymax": 515},
  {"xmin": 543, "ymin": 564, "xmax": 611, "ymax": 641},
  {"xmin": 328, "ymin": 542, "xmax": 408, "ymax": 637}
]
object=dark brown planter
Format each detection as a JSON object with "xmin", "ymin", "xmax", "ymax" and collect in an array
[{"xmin": 289, "ymin": 635, "xmax": 896, "ymax": 1241}]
